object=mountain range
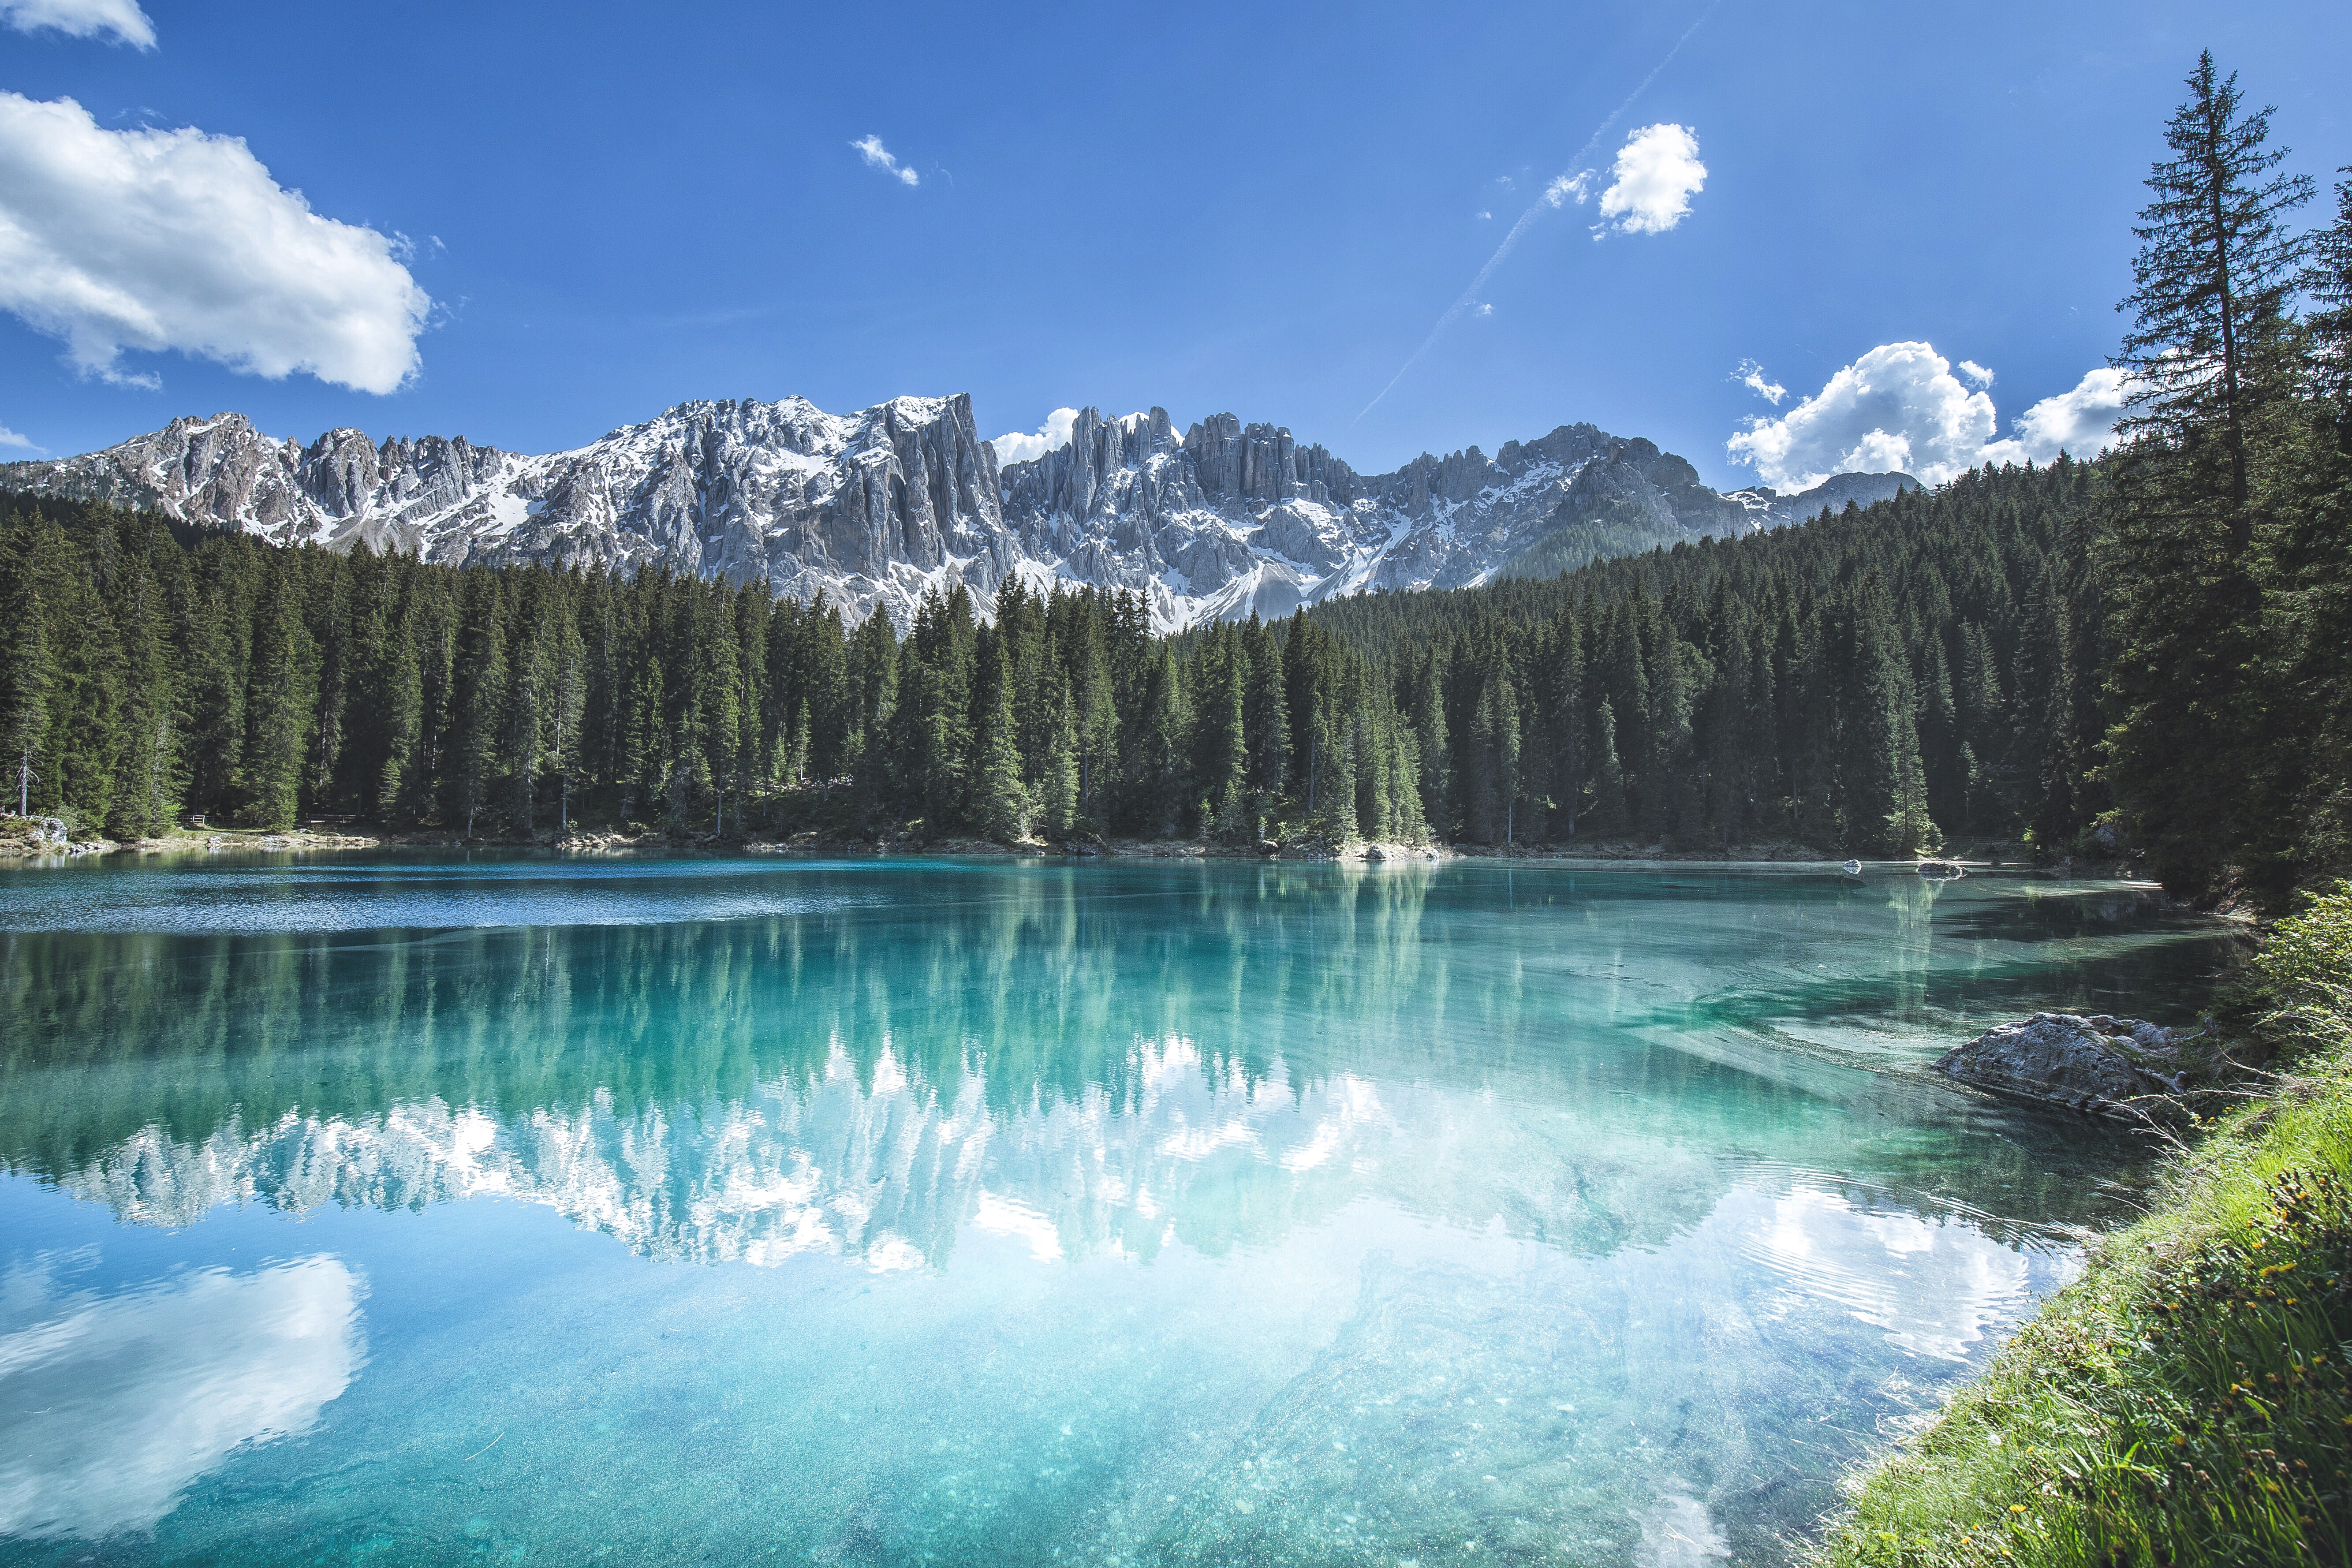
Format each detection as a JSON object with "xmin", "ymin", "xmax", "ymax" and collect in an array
[{"xmin": 0, "ymin": 395, "xmax": 1915, "ymax": 632}]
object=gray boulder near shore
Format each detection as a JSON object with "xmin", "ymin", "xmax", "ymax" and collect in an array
[{"xmin": 1933, "ymin": 1012, "xmax": 2196, "ymax": 1118}]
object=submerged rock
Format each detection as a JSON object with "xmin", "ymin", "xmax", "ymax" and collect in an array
[{"xmin": 1933, "ymin": 1013, "xmax": 2193, "ymax": 1118}]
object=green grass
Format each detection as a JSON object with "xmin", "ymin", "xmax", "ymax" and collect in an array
[{"xmin": 1818, "ymin": 888, "xmax": 2352, "ymax": 1568}]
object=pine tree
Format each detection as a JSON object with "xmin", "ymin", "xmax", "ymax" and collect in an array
[
  {"xmin": 1405, "ymin": 648, "xmax": 1449, "ymax": 840},
  {"xmin": 2117, "ymin": 50, "xmax": 2313, "ymax": 529},
  {"xmin": 0, "ymin": 554, "xmax": 48, "ymax": 818},
  {"xmin": 697, "ymin": 590, "xmax": 744, "ymax": 836},
  {"xmin": 306, "ymin": 554, "xmax": 352, "ymax": 815},
  {"xmin": 413, "ymin": 571, "xmax": 456, "ymax": 825},
  {"xmin": 1243, "ymin": 615, "xmax": 1290, "ymax": 811},
  {"xmin": 106, "ymin": 544, "xmax": 175, "ymax": 839},
  {"xmin": 1537, "ymin": 608, "xmax": 1585, "ymax": 839},
  {"xmin": 974, "ymin": 680, "xmax": 1030, "ymax": 843},
  {"xmin": 449, "ymin": 578, "xmax": 508, "ymax": 839},
  {"xmin": 41, "ymin": 534, "xmax": 125, "ymax": 830},
  {"xmin": 179, "ymin": 555, "xmax": 247, "ymax": 824},
  {"xmin": 332, "ymin": 545, "xmax": 394, "ymax": 811},
  {"xmin": 2103, "ymin": 53, "xmax": 2311, "ymax": 895},
  {"xmin": 1037, "ymin": 670, "xmax": 1080, "ymax": 839},
  {"xmin": 1847, "ymin": 577, "xmax": 1938, "ymax": 856},
  {"xmin": 503, "ymin": 600, "xmax": 547, "ymax": 836},
  {"xmin": 1124, "ymin": 644, "xmax": 1188, "ymax": 836},
  {"xmin": 1466, "ymin": 666, "xmax": 1523, "ymax": 844},
  {"xmin": 548, "ymin": 605, "xmax": 587, "ymax": 833},
  {"xmin": 1070, "ymin": 619, "xmax": 1116, "ymax": 825},
  {"xmin": 2306, "ymin": 168, "xmax": 2352, "ymax": 403},
  {"xmin": 242, "ymin": 568, "xmax": 313, "ymax": 832},
  {"xmin": 1589, "ymin": 698, "xmax": 1629, "ymax": 839},
  {"xmin": 844, "ymin": 604, "xmax": 897, "ymax": 809},
  {"xmin": 1193, "ymin": 627, "xmax": 1250, "ymax": 841},
  {"xmin": 378, "ymin": 596, "xmax": 426, "ymax": 823}
]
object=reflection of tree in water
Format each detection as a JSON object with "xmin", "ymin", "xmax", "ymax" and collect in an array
[{"xmin": 0, "ymin": 865, "xmax": 2219, "ymax": 1271}]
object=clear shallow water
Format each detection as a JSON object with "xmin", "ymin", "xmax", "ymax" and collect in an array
[{"xmin": 0, "ymin": 855, "xmax": 2243, "ymax": 1566}]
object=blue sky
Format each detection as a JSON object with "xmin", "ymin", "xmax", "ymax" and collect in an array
[{"xmin": 1, "ymin": 0, "xmax": 2347, "ymax": 489}]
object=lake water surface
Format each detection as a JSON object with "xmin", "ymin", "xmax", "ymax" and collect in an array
[{"xmin": 0, "ymin": 856, "xmax": 2242, "ymax": 1566}]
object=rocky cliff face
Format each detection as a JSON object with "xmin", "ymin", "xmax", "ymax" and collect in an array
[{"xmin": 0, "ymin": 394, "xmax": 1912, "ymax": 631}]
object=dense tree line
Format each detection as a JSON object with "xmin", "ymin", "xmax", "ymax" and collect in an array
[
  {"xmin": 0, "ymin": 52, "xmax": 2344, "ymax": 906},
  {"xmin": 0, "ymin": 510, "xmax": 1428, "ymax": 847},
  {"xmin": 0, "ymin": 461, "xmax": 2100, "ymax": 861}
]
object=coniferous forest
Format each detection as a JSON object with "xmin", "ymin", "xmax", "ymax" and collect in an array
[{"xmin": 2, "ymin": 53, "xmax": 2347, "ymax": 911}]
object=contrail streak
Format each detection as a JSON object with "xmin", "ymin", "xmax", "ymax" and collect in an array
[{"xmin": 1352, "ymin": 1, "xmax": 1721, "ymax": 426}]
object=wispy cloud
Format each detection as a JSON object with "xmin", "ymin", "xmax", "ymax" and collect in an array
[
  {"xmin": 0, "ymin": 424, "xmax": 38, "ymax": 452},
  {"xmin": 851, "ymin": 134, "xmax": 919, "ymax": 188},
  {"xmin": 1543, "ymin": 171, "xmax": 1591, "ymax": 208},
  {"xmin": 0, "ymin": 0, "xmax": 153, "ymax": 48},
  {"xmin": 1733, "ymin": 358, "xmax": 1786, "ymax": 404},
  {"xmin": 1958, "ymin": 359, "xmax": 1994, "ymax": 388}
]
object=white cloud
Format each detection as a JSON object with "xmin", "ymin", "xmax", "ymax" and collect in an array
[
  {"xmin": 851, "ymin": 134, "xmax": 918, "ymax": 188},
  {"xmin": 1986, "ymin": 366, "xmax": 2130, "ymax": 463},
  {"xmin": 988, "ymin": 407, "xmax": 1079, "ymax": 466},
  {"xmin": 1595, "ymin": 123, "xmax": 1704, "ymax": 236},
  {"xmin": 1727, "ymin": 343, "xmax": 2132, "ymax": 490},
  {"xmin": 1734, "ymin": 358, "xmax": 1787, "ymax": 405},
  {"xmin": 0, "ymin": 1255, "xmax": 362, "ymax": 1539},
  {"xmin": 0, "ymin": 0, "xmax": 152, "ymax": 48},
  {"xmin": 1475, "ymin": 209, "xmax": 1492, "ymax": 220},
  {"xmin": 1727, "ymin": 341, "xmax": 1996, "ymax": 488},
  {"xmin": 1475, "ymin": 302, "xmax": 1493, "ymax": 317},
  {"xmin": 0, "ymin": 424, "xmax": 36, "ymax": 452},
  {"xmin": 0, "ymin": 94, "xmax": 429, "ymax": 392}
]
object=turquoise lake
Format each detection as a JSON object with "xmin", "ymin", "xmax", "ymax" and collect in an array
[{"xmin": 0, "ymin": 856, "xmax": 2243, "ymax": 1566}]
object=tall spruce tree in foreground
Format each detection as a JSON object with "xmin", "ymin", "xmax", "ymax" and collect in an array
[
  {"xmin": 2118, "ymin": 51, "xmax": 2314, "ymax": 526},
  {"xmin": 2102, "ymin": 51, "xmax": 2311, "ymax": 897}
]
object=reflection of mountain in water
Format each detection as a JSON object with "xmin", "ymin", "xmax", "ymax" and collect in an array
[{"xmin": 0, "ymin": 864, "xmax": 2215, "ymax": 1269}]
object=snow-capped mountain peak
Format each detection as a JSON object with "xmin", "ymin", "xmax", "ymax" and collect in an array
[{"xmin": 1, "ymin": 394, "xmax": 1913, "ymax": 632}]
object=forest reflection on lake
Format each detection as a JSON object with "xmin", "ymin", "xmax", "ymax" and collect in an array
[{"xmin": 0, "ymin": 855, "xmax": 2242, "ymax": 1566}]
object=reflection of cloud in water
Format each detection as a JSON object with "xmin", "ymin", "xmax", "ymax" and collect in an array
[
  {"xmin": 972, "ymin": 1192, "xmax": 1065, "ymax": 1262},
  {"xmin": 1745, "ymin": 1185, "xmax": 2038, "ymax": 1360},
  {"xmin": 0, "ymin": 1255, "xmax": 363, "ymax": 1539}
]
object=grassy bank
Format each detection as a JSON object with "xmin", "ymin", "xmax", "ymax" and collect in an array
[{"xmin": 1820, "ymin": 885, "xmax": 2352, "ymax": 1567}]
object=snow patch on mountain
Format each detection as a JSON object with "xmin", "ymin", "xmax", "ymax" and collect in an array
[{"xmin": 1, "ymin": 393, "xmax": 1913, "ymax": 633}]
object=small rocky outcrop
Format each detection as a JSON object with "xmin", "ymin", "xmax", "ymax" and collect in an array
[
  {"xmin": 0, "ymin": 815, "xmax": 107, "ymax": 856},
  {"xmin": 1934, "ymin": 1012, "xmax": 2199, "ymax": 1118}
]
